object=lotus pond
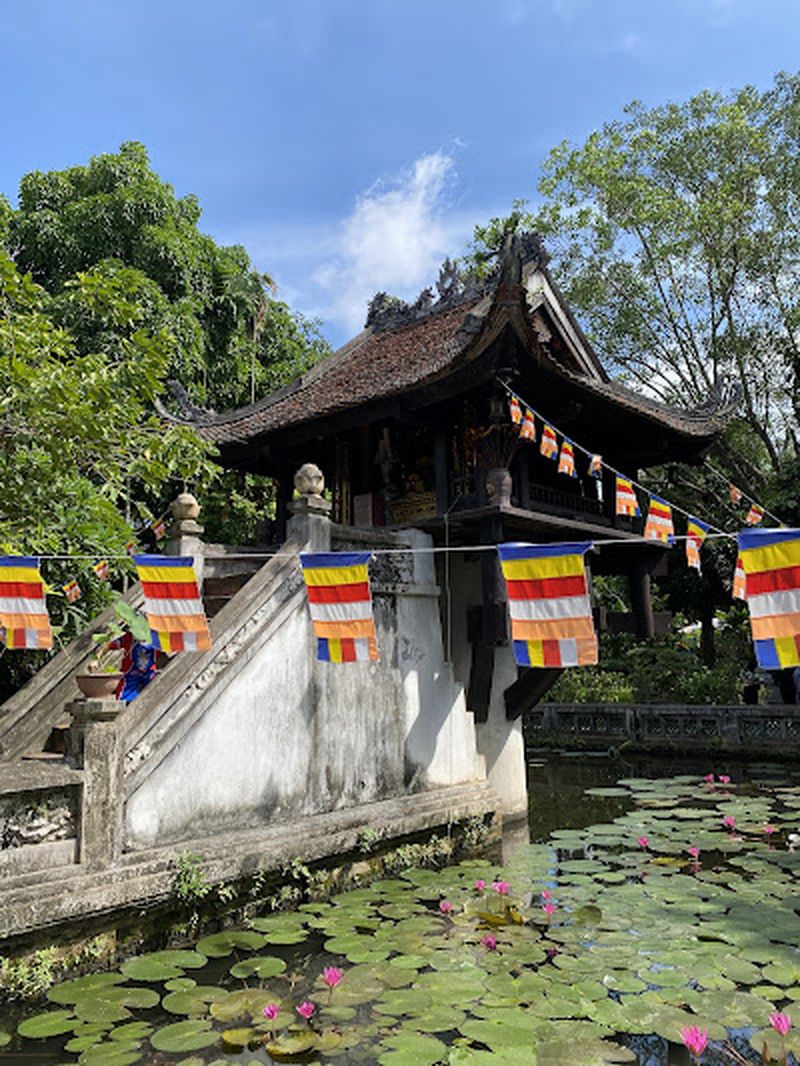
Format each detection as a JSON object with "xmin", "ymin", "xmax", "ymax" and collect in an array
[{"xmin": 5, "ymin": 754, "xmax": 800, "ymax": 1065}]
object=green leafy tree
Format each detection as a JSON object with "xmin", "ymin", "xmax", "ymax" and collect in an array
[
  {"xmin": 9, "ymin": 141, "xmax": 329, "ymax": 411},
  {"xmin": 473, "ymin": 73, "xmax": 800, "ymax": 472}
]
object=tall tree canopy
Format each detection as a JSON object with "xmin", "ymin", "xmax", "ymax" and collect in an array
[
  {"xmin": 0, "ymin": 144, "xmax": 329, "ymax": 690},
  {"xmin": 473, "ymin": 72, "xmax": 800, "ymax": 475}
]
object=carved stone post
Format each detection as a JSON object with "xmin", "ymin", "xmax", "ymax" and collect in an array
[
  {"xmin": 165, "ymin": 492, "xmax": 205, "ymax": 587},
  {"xmin": 65, "ymin": 699, "xmax": 124, "ymax": 870},
  {"xmin": 287, "ymin": 463, "xmax": 332, "ymax": 551}
]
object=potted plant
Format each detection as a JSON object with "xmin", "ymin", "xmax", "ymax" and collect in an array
[{"xmin": 75, "ymin": 599, "xmax": 151, "ymax": 699}]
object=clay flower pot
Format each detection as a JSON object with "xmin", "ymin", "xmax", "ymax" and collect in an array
[{"xmin": 75, "ymin": 673, "xmax": 124, "ymax": 699}]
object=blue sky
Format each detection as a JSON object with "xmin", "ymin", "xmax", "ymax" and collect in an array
[{"xmin": 2, "ymin": 0, "xmax": 800, "ymax": 348}]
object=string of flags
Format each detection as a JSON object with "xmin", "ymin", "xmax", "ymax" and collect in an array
[
  {"xmin": 4, "ymin": 528, "xmax": 800, "ymax": 672},
  {"xmin": 501, "ymin": 383, "xmax": 783, "ymax": 548}
]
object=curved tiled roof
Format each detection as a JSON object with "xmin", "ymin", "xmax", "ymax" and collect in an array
[{"xmin": 166, "ymin": 250, "xmax": 735, "ymax": 447}]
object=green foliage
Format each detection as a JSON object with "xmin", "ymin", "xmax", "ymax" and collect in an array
[
  {"xmin": 547, "ymin": 667, "xmax": 634, "ymax": 705},
  {"xmin": 472, "ymin": 73, "xmax": 800, "ymax": 479},
  {"xmin": 171, "ymin": 852, "xmax": 211, "ymax": 906}
]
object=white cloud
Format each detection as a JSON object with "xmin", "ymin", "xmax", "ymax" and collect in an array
[{"xmin": 312, "ymin": 151, "xmax": 473, "ymax": 336}]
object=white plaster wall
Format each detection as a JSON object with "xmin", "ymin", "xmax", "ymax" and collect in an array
[
  {"xmin": 125, "ymin": 532, "xmax": 488, "ymax": 850},
  {"xmin": 443, "ymin": 553, "xmax": 529, "ymax": 816},
  {"xmin": 396, "ymin": 531, "xmax": 483, "ymax": 787},
  {"xmin": 126, "ymin": 601, "xmax": 407, "ymax": 849}
]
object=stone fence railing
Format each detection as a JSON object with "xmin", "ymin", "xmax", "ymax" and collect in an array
[{"xmin": 525, "ymin": 703, "xmax": 800, "ymax": 752}]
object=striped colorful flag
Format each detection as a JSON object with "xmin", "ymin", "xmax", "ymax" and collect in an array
[
  {"xmin": 125, "ymin": 541, "xmax": 137, "ymax": 556},
  {"xmin": 733, "ymin": 554, "xmax": 746, "ymax": 600},
  {"xmin": 686, "ymin": 517, "xmax": 709, "ymax": 572},
  {"xmin": 133, "ymin": 555, "xmax": 211, "ymax": 653},
  {"xmin": 746, "ymin": 502, "xmax": 765, "ymax": 526},
  {"xmin": 93, "ymin": 559, "xmax": 109, "ymax": 582},
  {"xmin": 151, "ymin": 518, "xmax": 167, "ymax": 541},
  {"xmin": 738, "ymin": 528, "xmax": 800, "ymax": 669},
  {"xmin": 0, "ymin": 557, "xmax": 53, "ymax": 650},
  {"xmin": 540, "ymin": 424, "xmax": 558, "ymax": 459},
  {"xmin": 615, "ymin": 477, "xmax": 640, "ymax": 517},
  {"xmin": 557, "ymin": 440, "xmax": 576, "ymax": 477},
  {"xmin": 509, "ymin": 396, "xmax": 522, "ymax": 426},
  {"xmin": 498, "ymin": 543, "xmax": 597, "ymax": 668},
  {"xmin": 589, "ymin": 455, "xmax": 602, "ymax": 478},
  {"xmin": 62, "ymin": 579, "xmax": 82, "ymax": 603},
  {"xmin": 729, "ymin": 484, "xmax": 742, "ymax": 504},
  {"xmin": 300, "ymin": 552, "xmax": 378, "ymax": 662},
  {"xmin": 519, "ymin": 409, "xmax": 536, "ymax": 441},
  {"xmin": 644, "ymin": 496, "xmax": 675, "ymax": 543}
]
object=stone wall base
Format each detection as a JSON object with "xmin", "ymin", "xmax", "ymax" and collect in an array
[{"xmin": 1, "ymin": 781, "xmax": 499, "ymax": 945}]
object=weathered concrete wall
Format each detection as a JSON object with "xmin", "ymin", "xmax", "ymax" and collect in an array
[
  {"xmin": 442, "ymin": 553, "xmax": 528, "ymax": 816},
  {"xmin": 125, "ymin": 525, "xmax": 486, "ymax": 850}
]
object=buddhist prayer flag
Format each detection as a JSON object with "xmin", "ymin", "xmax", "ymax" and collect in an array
[
  {"xmin": 746, "ymin": 502, "xmax": 765, "ymax": 526},
  {"xmin": 738, "ymin": 528, "xmax": 800, "ymax": 669},
  {"xmin": 62, "ymin": 579, "xmax": 81, "ymax": 603},
  {"xmin": 125, "ymin": 541, "xmax": 137, "ymax": 556},
  {"xmin": 93, "ymin": 559, "xmax": 109, "ymax": 582},
  {"xmin": 729, "ymin": 484, "xmax": 743, "ymax": 504},
  {"xmin": 520, "ymin": 409, "xmax": 536, "ymax": 442},
  {"xmin": 644, "ymin": 496, "xmax": 675, "ymax": 544},
  {"xmin": 615, "ymin": 477, "xmax": 641, "ymax": 517},
  {"xmin": 133, "ymin": 554, "xmax": 211, "ymax": 653},
  {"xmin": 589, "ymin": 455, "xmax": 603, "ymax": 478},
  {"xmin": 151, "ymin": 518, "xmax": 167, "ymax": 541},
  {"xmin": 508, "ymin": 396, "xmax": 522, "ymax": 426},
  {"xmin": 686, "ymin": 517, "xmax": 709, "ymax": 573},
  {"xmin": 558, "ymin": 440, "xmax": 576, "ymax": 477},
  {"xmin": 733, "ymin": 554, "xmax": 746, "ymax": 601},
  {"xmin": 0, "ymin": 557, "xmax": 53, "ymax": 650},
  {"xmin": 498, "ymin": 542, "xmax": 598, "ymax": 668},
  {"xmin": 540, "ymin": 424, "xmax": 558, "ymax": 459},
  {"xmin": 300, "ymin": 552, "xmax": 378, "ymax": 663}
]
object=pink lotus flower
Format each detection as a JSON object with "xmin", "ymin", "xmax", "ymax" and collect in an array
[
  {"xmin": 680, "ymin": 1025, "xmax": 708, "ymax": 1060},
  {"xmin": 322, "ymin": 966, "xmax": 343, "ymax": 989},
  {"xmin": 718, "ymin": 774, "xmax": 731, "ymax": 784},
  {"xmin": 543, "ymin": 902, "xmax": 556, "ymax": 918},
  {"xmin": 686, "ymin": 846, "xmax": 700, "ymax": 861},
  {"xmin": 492, "ymin": 880, "xmax": 510, "ymax": 896},
  {"xmin": 764, "ymin": 824, "xmax": 777, "ymax": 834},
  {"xmin": 262, "ymin": 1003, "xmax": 279, "ymax": 1021},
  {"xmin": 439, "ymin": 900, "xmax": 454, "ymax": 914},
  {"xmin": 770, "ymin": 1012, "xmax": 791, "ymax": 1037},
  {"xmin": 480, "ymin": 933, "xmax": 497, "ymax": 950},
  {"xmin": 722, "ymin": 815, "xmax": 736, "ymax": 830},
  {"xmin": 474, "ymin": 879, "xmax": 486, "ymax": 891},
  {"xmin": 541, "ymin": 889, "xmax": 553, "ymax": 900},
  {"xmin": 296, "ymin": 1001, "xmax": 315, "ymax": 1021},
  {"xmin": 637, "ymin": 836, "xmax": 649, "ymax": 849},
  {"xmin": 703, "ymin": 773, "xmax": 715, "ymax": 783}
]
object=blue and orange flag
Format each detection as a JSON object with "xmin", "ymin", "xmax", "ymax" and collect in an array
[
  {"xmin": 0, "ymin": 557, "xmax": 53, "ymax": 650},
  {"xmin": 300, "ymin": 552, "xmax": 379, "ymax": 663},
  {"xmin": 738, "ymin": 528, "xmax": 800, "ymax": 669},
  {"xmin": 615, "ymin": 477, "xmax": 640, "ymax": 517},
  {"xmin": 558, "ymin": 440, "xmax": 576, "ymax": 477},
  {"xmin": 519, "ymin": 408, "xmax": 536, "ymax": 441},
  {"xmin": 133, "ymin": 555, "xmax": 211, "ymax": 653},
  {"xmin": 62, "ymin": 578, "xmax": 82, "ymax": 603},
  {"xmin": 498, "ymin": 542, "xmax": 598, "ymax": 668},
  {"xmin": 588, "ymin": 455, "xmax": 602, "ymax": 478},
  {"xmin": 644, "ymin": 496, "xmax": 675, "ymax": 544},
  {"xmin": 686, "ymin": 517, "xmax": 709, "ymax": 572},
  {"xmin": 746, "ymin": 503, "xmax": 765, "ymax": 526},
  {"xmin": 509, "ymin": 396, "xmax": 522, "ymax": 426},
  {"xmin": 540, "ymin": 424, "xmax": 558, "ymax": 459}
]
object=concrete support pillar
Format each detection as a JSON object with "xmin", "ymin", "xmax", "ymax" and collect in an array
[
  {"xmin": 474, "ymin": 647, "xmax": 528, "ymax": 817},
  {"xmin": 165, "ymin": 492, "xmax": 205, "ymax": 588},
  {"xmin": 66, "ymin": 699, "xmax": 124, "ymax": 871},
  {"xmin": 628, "ymin": 560, "xmax": 655, "ymax": 640}
]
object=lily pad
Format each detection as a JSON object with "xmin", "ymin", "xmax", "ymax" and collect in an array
[{"xmin": 150, "ymin": 1019, "xmax": 219, "ymax": 1053}]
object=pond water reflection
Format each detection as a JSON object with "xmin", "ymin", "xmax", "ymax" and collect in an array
[{"xmin": 4, "ymin": 752, "xmax": 800, "ymax": 1065}]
